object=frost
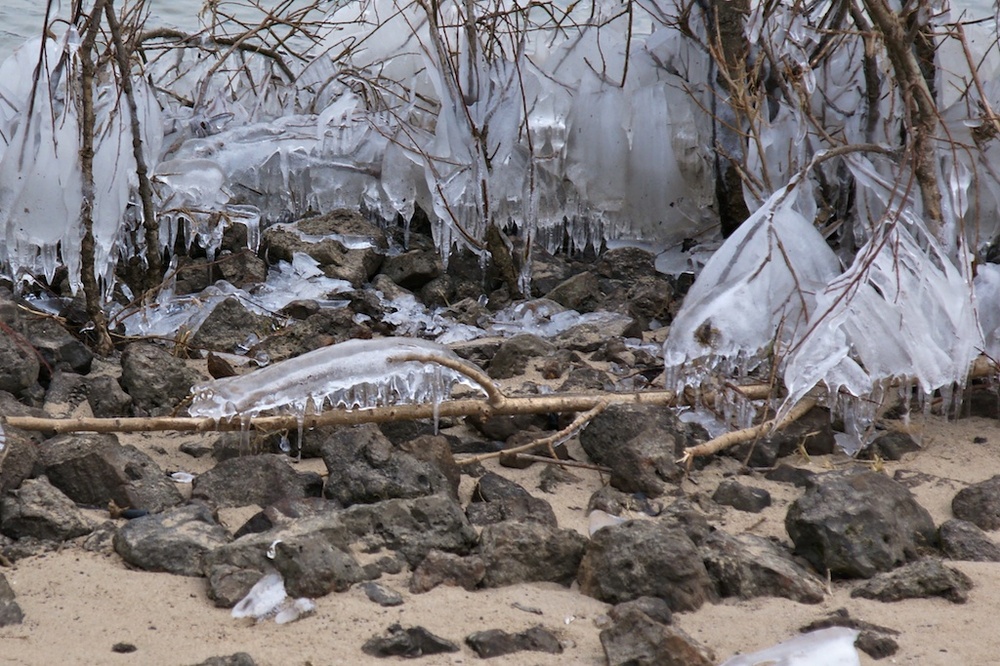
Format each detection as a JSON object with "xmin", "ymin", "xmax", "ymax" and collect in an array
[
  {"xmin": 232, "ymin": 572, "xmax": 315, "ymax": 625},
  {"xmin": 188, "ymin": 337, "xmax": 487, "ymax": 421},
  {"xmin": 720, "ymin": 627, "xmax": 860, "ymax": 666}
]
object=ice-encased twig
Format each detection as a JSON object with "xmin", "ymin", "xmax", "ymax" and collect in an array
[{"xmin": 187, "ymin": 337, "xmax": 489, "ymax": 421}]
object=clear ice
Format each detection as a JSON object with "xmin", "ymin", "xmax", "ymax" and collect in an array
[{"xmin": 231, "ymin": 572, "xmax": 316, "ymax": 625}]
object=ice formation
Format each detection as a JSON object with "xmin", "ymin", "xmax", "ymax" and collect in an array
[
  {"xmin": 719, "ymin": 627, "xmax": 860, "ymax": 666},
  {"xmin": 231, "ymin": 572, "xmax": 316, "ymax": 625},
  {"xmin": 188, "ymin": 337, "xmax": 487, "ymax": 421}
]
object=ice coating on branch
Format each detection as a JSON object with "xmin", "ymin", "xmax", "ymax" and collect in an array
[{"xmin": 188, "ymin": 337, "xmax": 487, "ymax": 421}]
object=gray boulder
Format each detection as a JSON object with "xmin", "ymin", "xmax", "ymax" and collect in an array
[
  {"xmin": 119, "ymin": 342, "xmax": 204, "ymax": 415},
  {"xmin": 1, "ymin": 476, "xmax": 92, "ymax": 541},
  {"xmin": 192, "ymin": 454, "xmax": 323, "ymax": 508},
  {"xmin": 114, "ymin": 503, "xmax": 232, "ymax": 576},
  {"xmin": 272, "ymin": 534, "xmax": 367, "ymax": 598},
  {"xmin": 939, "ymin": 519, "xmax": 1000, "ymax": 562},
  {"xmin": 701, "ymin": 531, "xmax": 825, "ymax": 604},
  {"xmin": 952, "ymin": 475, "xmax": 1000, "ymax": 531},
  {"xmin": 0, "ymin": 572, "xmax": 23, "ymax": 627},
  {"xmin": 850, "ymin": 558, "xmax": 973, "ymax": 603},
  {"xmin": 599, "ymin": 602, "xmax": 714, "ymax": 666},
  {"xmin": 479, "ymin": 521, "xmax": 586, "ymax": 588}
]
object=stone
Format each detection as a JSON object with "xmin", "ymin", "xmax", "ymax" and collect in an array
[
  {"xmin": 545, "ymin": 271, "xmax": 601, "ymax": 312},
  {"xmin": 189, "ymin": 654, "xmax": 257, "ymax": 666},
  {"xmin": 952, "ymin": 475, "xmax": 1000, "ymax": 531},
  {"xmin": 578, "ymin": 404, "xmax": 684, "ymax": 496},
  {"xmin": 360, "ymin": 582, "xmax": 404, "ymax": 607},
  {"xmin": 597, "ymin": 247, "xmax": 657, "ymax": 282},
  {"xmin": 0, "ymin": 571, "xmax": 24, "ymax": 627},
  {"xmin": 608, "ymin": 597, "xmax": 673, "ymax": 626},
  {"xmin": 465, "ymin": 626, "xmax": 563, "ymax": 658},
  {"xmin": 42, "ymin": 370, "xmax": 90, "ymax": 418},
  {"xmin": 0, "ymin": 476, "xmax": 93, "ymax": 541},
  {"xmin": 488, "ymin": 333, "xmax": 555, "ymax": 379},
  {"xmin": 320, "ymin": 425, "xmax": 455, "ymax": 506},
  {"xmin": 700, "ymin": 531, "xmax": 826, "ymax": 604},
  {"xmin": 119, "ymin": 342, "xmax": 204, "ymax": 415},
  {"xmin": 0, "ymin": 425, "xmax": 39, "ymax": 495},
  {"xmin": 232, "ymin": 497, "xmax": 341, "ymax": 539},
  {"xmin": 189, "ymin": 297, "xmax": 273, "ymax": 354},
  {"xmin": 479, "ymin": 521, "xmax": 586, "ymax": 588},
  {"xmin": 859, "ymin": 431, "xmax": 922, "ymax": 461},
  {"xmin": 578, "ymin": 520, "xmax": 714, "ymax": 611},
  {"xmin": 730, "ymin": 406, "xmax": 835, "ymax": 467},
  {"xmin": 553, "ymin": 317, "xmax": 642, "ymax": 352},
  {"xmin": 192, "ymin": 454, "xmax": 323, "ymax": 508},
  {"xmin": 939, "ymin": 519, "xmax": 1000, "ymax": 562},
  {"xmin": 250, "ymin": 309, "xmax": 371, "ymax": 363},
  {"xmin": 215, "ymin": 250, "xmax": 268, "ymax": 289},
  {"xmin": 599, "ymin": 604, "xmax": 715, "ymax": 666},
  {"xmin": 381, "ymin": 250, "xmax": 441, "ymax": 290},
  {"xmin": 0, "ymin": 326, "xmax": 39, "ymax": 394},
  {"xmin": 22, "ymin": 315, "xmax": 93, "ymax": 377},
  {"xmin": 207, "ymin": 565, "xmax": 264, "ymax": 608},
  {"xmin": 409, "ymin": 550, "xmax": 485, "ymax": 593},
  {"xmin": 712, "ymin": 478, "xmax": 772, "ymax": 513},
  {"xmin": 38, "ymin": 433, "xmax": 183, "ymax": 513},
  {"xmin": 786, "ymin": 470, "xmax": 936, "ymax": 579},
  {"xmin": 624, "ymin": 276, "xmax": 674, "ymax": 329},
  {"xmin": 272, "ymin": 534, "xmax": 367, "ymax": 598},
  {"xmin": 800, "ymin": 609, "xmax": 900, "ymax": 660},
  {"xmin": 114, "ymin": 503, "xmax": 232, "ymax": 576},
  {"xmin": 85, "ymin": 375, "xmax": 133, "ymax": 418},
  {"xmin": 361, "ymin": 624, "xmax": 460, "ymax": 658},
  {"xmin": 850, "ymin": 559, "xmax": 973, "ymax": 603},
  {"xmin": 764, "ymin": 464, "xmax": 816, "ymax": 487},
  {"xmin": 466, "ymin": 472, "xmax": 557, "ymax": 527}
]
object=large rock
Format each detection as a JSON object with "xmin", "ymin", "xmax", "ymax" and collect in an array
[
  {"xmin": 320, "ymin": 425, "xmax": 454, "ymax": 506},
  {"xmin": 579, "ymin": 404, "xmax": 683, "ymax": 496},
  {"xmin": 488, "ymin": 334, "xmax": 555, "ymax": 379},
  {"xmin": 84, "ymin": 375, "xmax": 133, "ymax": 418},
  {"xmin": 22, "ymin": 316, "xmax": 93, "ymax": 377},
  {"xmin": 381, "ymin": 250, "xmax": 441, "ymax": 290},
  {"xmin": 786, "ymin": 469, "xmax": 936, "ymax": 578},
  {"xmin": 465, "ymin": 627, "xmax": 563, "ymax": 658},
  {"xmin": 192, "ymin": 454, "xmax": 323, "ymax": 508},
  {"xmin": 467, "ymin": 472, "xmax": 557, "ymax": 527},
  {"xmin": 0, "ymin": 476, "xmax": 93, "ymax": 541},
  {"xmin": 939, "ymin": 519, "xmax": 1000, "ymax": 562},
  {"xmin": 189, "ymin": 297, "xmax": 273, "ymax": 354},
  {"xmin": 119, "ymin": 343, "xmax": 203, "ymax": 415},
  {"xmin": 700, "ymin": 531, "xmax": 825, "ymax": 604},
  {"xmin": 271, "ymin": 534, "xmax": 367, "ymax": 598},
  {"xmin": 479, "ymin": 521, "xmax": 586, "ymax": 588},
  {"xmin": 545, "ymin": 272, "xmax": 601, "ymax": 313},
  {"xmin": 599, "ymin": 602, "xmax": 714, "ymax": 666},
  {"xmin": 0, "ymin": 572, "xmax": 23, "ymax": 627},
  {"xmin": 37, "ymin": 433, "xmax": 183, "ymax": 512},
  {"xmin": 850, "ymin": 559, "xmax": 973, "ymax": 603},
  {"xmin": 578, "ymin": 520, "xmax": 715, "ymax": 611},
  {"xmin": 0, "ymin": 327, "xmax": 39, "ymax": 394},
  {"xmin": 0, "ymin": 425, "xmax": 39, "ymax": 495},
  {"xmin": 114, "ymin": 503, "xmax": 232, "ymax": 576},
  {"xmin": 952, "ymin": 475, "xmax": 1000, "ymax": 531}
]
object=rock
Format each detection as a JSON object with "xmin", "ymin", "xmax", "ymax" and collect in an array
[
  {"xmin": 0, "ymin": 571, "xmax": 24, "ymax": 627},
  {"xmin": 263, "ymin": 210, "xmax": 386, "ymax": 287},
  {"xmin": 538, "ymin": 465, "xmax": 580, "ymax": 493},
  {"xmin": 0, "ymin": 326, "xmax": 39, "ymax": 394},
  {"xmin": 85, "ymin": 375, "xmax": 133, "ymax": 418},
  {"xmin": 939, "ymin": 519, "xmax": 1000, "ymax": 562},
  {"xmin": 597, "ymin": 247, "xmax": 657, "ymax": 282},
  {"xmin": 578, "ymin": 404, "xmax": 683, "ymax": 496},
  {"xmin": 189, "ymin": 654, "xmax": 257, "ymax": 666},
  {"xmin": 800, "ymin": 609, "xmax": 900, "ymax": 660},
  {"xmin": 624, "ymin": 276, "xmax": 675, "ymax": 329},
  {"xmin": 232, "ymin": 497, "xmax": 341, "ymax": 539},
  {"xmin": 859, "ymin": 431, "xmax": 921, "ymax": 461},
  {"xmin": 189, "ymin": 297, "xmax": 273, "ymax": 354},
  {"xmin": 700, "ymin": 531, "xmax": 826, "ymax": 604},
  {"xmin": 111, "ymin": 643, "xmax": 137, "ymax": 654},
  {"xmin": 360, "ymin": 582, "xmax": 404, "ymax": 607},
  {"xmin": 320, "ymin": 425, "xmax": 455, "ymax": 506},
  {"xmin": 599, "ymin": 603, "xmax": 714, "ymax": 666},
  {"xmin": 785, "ymin": 469, "xmax": 936, "ymax": 578},
  {"xmin": 38, "ymin": 433, "xmax": 183, "ymax": 513},
  {"xmin": 465, "ymin": 626, "xmax": 563, "ymax": 658},
  {"xmin": 398, "ymin": 435, "xmax": 461, "ymax": 498},
  {"xmin": 487, "ymin": 334, "xmax": 555, "ymax": 379},
  {"xmin": 119, "ymin": 343, "xmax": 204, "ymax": 415},
  {"xmin": 192, "ymin": 454, "xmax": 323, "ymax": 508},
  {"xmin": 730, "ymin": 407, "xmax": 835, "ymax": 467},
  {"xmin": 250, "ymin": 309, "xmax": 371, "ymax": 363},
  {"xmin": 465, "ymin": 412, "xmax": 551, "ymax": 442},
  {"xmin": 41, "ymin": 370, "xmax": 90, "ymax": 418},
  {"xmin": 215, "ymin": 250, "xmax": 268, "ymax": 289},
  {"xmin": 952, "ymin": 475, "xmax": 1000, "ymax": 531},
  {"xmin": 578, "ymin": 520, "xmax": 714, "ymax": 611},
  {"xmin": 361, "ymin": 624, "xmax": 460, "ymax": 658},
  {"xmin": 850, "ymin": 559, "xmax": 973, "ymax": 603},
  {"xmin": 207, "ymin": 565, "xmax": 264, "ymax": 608},
  {"xmin": 22, "ymin": 315, "xmax": 93, "ymax": 377},
  {"xmin": 381, "ymin": 250, "xmax": 441, "ymax": 290},
  {"xmin": 0, "ymin": 476, "xmax": 93, "ymax": 541},
  {"xmin": 272, "ymin": 534, "xmax": 367, "ymax": 597},
  {"xmin": 409, "ymin": 550, "xmax": 485, "ymax": 593},
  {"xmin": 712, "ymin": 478, "xmax": 772, "ymax": 513},
  {"xmin": 0, "ymin": 425, "xmax": 39, "ymax": 495},
  {"xmin": 608, "ymin": 596, "xmax": 674, "ymax": 625},
  {"xmin": 479, "ymin": 521, "xmax": 586, "ymax": 588},
  {"xmin": 467, "ymin": 472, "xmax": 557, "ymax": 527},
  {"xmin": 553, "ymin": 317, "xmax": 642, "ymax": 352},
  {"xmin": 764, "ymin": 464, "xmax": 816, "ymax": 487},
  {"xmin": 114, "ymin": 503, "xmax": 232, "ymax": 576},
  {"xmin": 545, "ymin": 271, "xmax": 601, "ymax": 312}
]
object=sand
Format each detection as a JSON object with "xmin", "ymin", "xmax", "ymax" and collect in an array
[{"xmin": 3, "ymin": 413, "xmax": 1000, "ymax": 665}]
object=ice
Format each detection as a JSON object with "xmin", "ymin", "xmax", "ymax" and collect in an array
[
  {"xmin": 232, "ymin": 572, "xmax": 315, "ymax": 625},
  {"xmin": 188, "ymin": 337, "xmax": 487, "ymax": 421},
  {"xmin": 720, "ymin": 627, "xmax": 860, "ymax": 666}
]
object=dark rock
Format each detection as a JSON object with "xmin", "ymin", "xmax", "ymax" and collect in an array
[
  {"xmin": 578, "ymin": 404, "xmax": 683, "ymax": 497},
  {"xmin": 251, "ymin": 309, "xmax": 371, "ymax": 363},
  {"xmin": 624, "ymin": 276, "xmax": 674, "ymax": 329},
  {"xmin": 700, "ymin": 531, "xmax": 826, "ymax": 604},
  {"xmin": 215, "ymin": 250, "xmax": 267, "ymax": 289},
  {"xmin": 180, "ymin": 441, "xmax": 213, "ymax": 459},
  {"xmin": 41, "ymin": 370, "xmax": 90, "ymax": 418},
  {"xmin": 381, "ymin": 250, "xmax": 442, "ymax": 290},
  {"xmin": 189, "ymin": 297, "xmax": 273, "ymax": 354},
  {"xmin": 764, "ymin": 464, "xmax": 816, "ymax": 487},
  {"xmin": 189, "ymin": 653, "xmax": 257, "ymax": 666},
  {"xmin": 1, "ymin": 476, "xmax": 92, "ymax": 541},
  {"xmin": 111, "ymin": 643, "xmax": 137, "ymax": 654},
  {"xmin": 712, "ymin": 478, "xmax": 772, "ymax": 513},
  {"xmin": 0, "ymin": 534, "xmax": 56, "ymax": 563},
  {"xmin": 0, "ymin": 327, "xmax": 39, "ymax": 394},
  {"xmin": 360, "ymin": 582, "xmax": 404, "ymax": 607},
  {"xmin": 362, "ymin": 624, "xmax": 460, "ymax": 658},
  {"xmin": 320, "ymin": 425, "xmax": 455, "ymax": 506},
  {"xmin": 272, "ymin": 535, "xmax": 367, "ymax": 597},
  {"xmin": 545, "ymin": 272, "xmax": 601, "ymax": 312},
  {"xmin": 554, "ymin": 317, "xmax": 642, "ymax": 352},
  {"xmin": 0, "ymin": 571, "xmax": 24, "ymax": 627},
  {"xmin": 599, "ymin": 604, "xmax": 714, "ymax": 666},
  {"xmin": 538, "ymin": 465, "xmax": 580, "ymax": 493},
  {"xmin": 465, "ymin": 412, "xmax": 551, "ymax": 442},
  {"xmin": 114, "ymin": 503, "xmax": 232, "ymax": 576},
  {"xmin": 0, "ymin": 425, "xmax": 39, "ymax": 495},
  {"xmin": 397, "ymin": 435, "xmax": 461, "ymax": 499},
  {"xmin": 479, "ymin": 521, "xmax": 586, "ymax": 588},
  {"xmin": 38, "ymin": 433, "xmax": 183, "ymax": 512},
  {"xmin": 578, "ymin": 520, "xmax": 714, "ymax": 611},
  {"xmin": 488, "ymin": 334, "xmax": 555, "ymax": 379},
  {"xmin": 409, "ymin": 550, "xmax": 485, "ymax": 593},
  {"xmin": 119, "ymin": 343, "xmax": 204, "ymax": 415},
  {"xmin": 855, "ymin": 633, "xmax": 900, "ymax": 660},
  {"xmin": 800, "ymin": 608, "xmax": 900, "ymax": 658},
  {"xmin": 939, "ymin": 519, "xmax": 1000, "ymax": 562},
  {"xmin": 207, "ymin": 565, "xmax": 264, "ymax": 608},
  {"xmin": 731, "ymin": 407, "xmax": 835, "ymax": 467},
  {"xmin": 597, "ymin": 247, "xmax": 657, "ymax": 282},
  {"xmin": 85, "ymin": 375, "xmax": 133, "ymax": 418},
  {"xmin": 859, "ymin": 431, "xmax": 921, "ymax": 461},
  {"xmin": 785, "ymin": 469, "xmax": 936, "ymax": 578},
  {"xmin": 192, "ymin": 454, "xmax": 322, "ymax": 508},
  {"xmin": 608, "ymin": 597, "xmax": 673, "ymax": 626},
  {"xmin": 659, "ymin": 498, "xmax": 712, "ymax": 545},
  {"xmin": 465, "ymin": 626, "xmax": 563, "ymax": 658},
  {"xmin": 850, "ymin": 559, "xmax": 973, "ymax": 603},
  {"xmin": 232, "ymin": 497, "xmax": 340, "ymax": 539},
  {"xmin": 952, "ymin": 475, "xmax": 1000, "ymax": 530},
  {"xmin": 467, "ymin": 472, "xmax": 557, "ymax": 527},
  {"xmin": 23, "ymin": 316, "xmax": 93, "ymax": 376},
  {"xmin": 81, "ymin": 520, "xmax": 118, "ymax": 554}
]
